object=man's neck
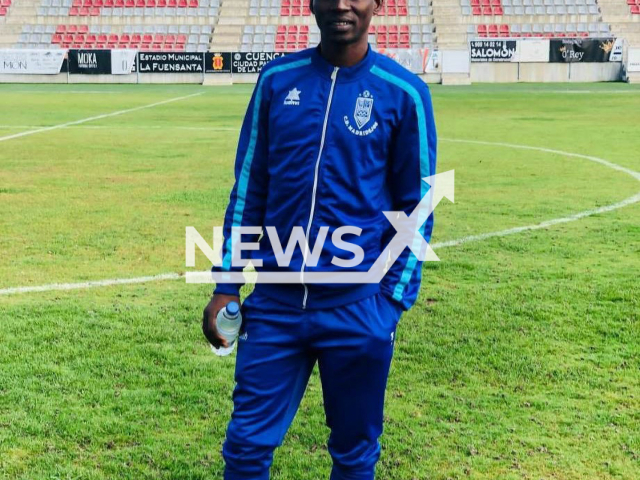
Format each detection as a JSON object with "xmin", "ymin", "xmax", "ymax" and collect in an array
[{"xmin": 318, "ymin": 40, "xmax": 369, "ymax": 68}]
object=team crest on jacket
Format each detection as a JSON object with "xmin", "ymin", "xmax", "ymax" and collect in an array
[{"xmin": 344, "ymin": 90, "xmax": 379, "ymax": 137}]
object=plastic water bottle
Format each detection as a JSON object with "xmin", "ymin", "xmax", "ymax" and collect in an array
[{"xmin": 211, "ymin": 301, "xmax": 242, "ymax": 357}]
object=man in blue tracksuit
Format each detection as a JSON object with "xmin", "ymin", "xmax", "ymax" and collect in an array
[{"xmin": 202, "ymin": 0, "xmax": 437, "ymax": 478}]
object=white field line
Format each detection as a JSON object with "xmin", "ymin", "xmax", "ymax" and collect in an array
[
  {"xmin": 2, "ymin": 90, "xmax": 125, "ymax": 94},
  {"xmin": 1, "ymin": 140, "xmax": 639, "ymax": 296},
  {"xmin": 0, "ymin": 125, "xmax": 239, "ymax": 131},
  {"xmin": 440, "ymin": 138, "xmax": 640, "ymax": 181},
  {"xmin": 0, "ymin": 273, "xmax": 182, "ymax": 296},
  {"xmin": 0, "ymin": 92, "xmax": 203, "ymax": 143},
  {"xmin": 430, "ymin": 192, "xmax": 640, "ymax": 249}
]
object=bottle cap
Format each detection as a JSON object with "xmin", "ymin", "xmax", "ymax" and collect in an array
[{"xmin": 226, "ymin": 301, "xmax": 240, "ymax": 316}]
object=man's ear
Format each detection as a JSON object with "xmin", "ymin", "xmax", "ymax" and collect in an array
[{"xmin": 373, "ymin": 0, "xmax": 383, "ymax": 14}]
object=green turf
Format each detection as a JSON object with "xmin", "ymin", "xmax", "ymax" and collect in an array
[{"xmin": 0, "ymin": 83, "xmax": 638, "ymax": 480}]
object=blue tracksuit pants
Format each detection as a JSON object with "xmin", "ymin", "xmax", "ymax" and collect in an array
[{"xmin": 222, "ymin": 289, "xmax": 403, "ymax": 480}]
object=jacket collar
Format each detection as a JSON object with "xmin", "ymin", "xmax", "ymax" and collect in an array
[{"xmin": 310, "ymin": 44, "xmax": 376, "ymax": 82}]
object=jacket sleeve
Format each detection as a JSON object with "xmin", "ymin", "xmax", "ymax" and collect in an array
[
  {"xmin": 211, "ymin": 72, "xmax": 271, "ymax": 296},
  {"xmin": 380, "ymin": 83, "xmax": 437, "ymax": 311}
]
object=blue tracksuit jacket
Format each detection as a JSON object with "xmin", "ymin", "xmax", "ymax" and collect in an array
[{"xmin": 213, "ymin": 45, "xmax": 437, "ymax": 311}]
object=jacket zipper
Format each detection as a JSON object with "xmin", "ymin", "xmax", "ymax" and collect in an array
[{"xmin": 300, "ymin": 66, "xmax": 339, "ymax": 309}]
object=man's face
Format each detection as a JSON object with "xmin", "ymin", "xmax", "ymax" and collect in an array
[{"xmin": 311, "ymin": 0, "xmax": 381, "ymax": 45}]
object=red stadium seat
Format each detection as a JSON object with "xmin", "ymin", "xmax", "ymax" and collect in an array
[
  {"xmin": 399, "ymin": 33, "xmax": 409, "ymax": 46},
  {"xmin": 286, "ymin": 33, "xmax": 296, "ymax": 44},
  {"xmin": 56, "ymin": 25, "xmax": 67, "ymax": 33},
  {"xmin": 286, "ymin": 44, "xmax": 297, "ymax": 52},
  {"xmin": 288, "ymin": 25, "xmax": 298, "ymax": 33},
  {"xmin": 178, "ymin": 0, "xmax": 187, "ymax": 7},
  {"xmin": 472, "ymin": 6, "xmax": 481, "ymax": 14},
  {"xmin": 482, "ymin": 6, "xmax": 492, "ymax": 14},
  {"xmin": 131, "ymin": 33, "xmax": 141, "ymax": 44},
  {"xmin": 69, "ymin": 6, "xmax": 79, "ymax": 14},
  {"xmin": 368, "ymin": 25, "xmax": 375, "ymax": 33},
  {"xmin": 377, "ymin": 33, "xmax": 387, "ymax": 46},
  {"xmin": 488, "ymin": 24, "xmax": 498, "ymax": 35},
  {"xmin": 282, "ymin": 0, "xmax": 290, "ymax": 5},
  {"xmin": 86, "ymin": 34, "xmax": 96, "ymax": 44},
  {"xmin": 388, "ymin": 25, "xmax": 398, "ymax": 34},
  {"xmin": 291, "ymin": 6, "xmax": 301, "ymax": 15},
  {"xmin": 165, "ymin": 34, "xmax": 176, "ymax": 44},
  {"xmin": 494, "ymin": 6, "xmax": 503, "ymax": 14},
  {"xmin": 632, "ymin": 4, "xmax": 640, "ymax": 12},
  {"xmin": 142, "ymin": 34, "xmax": 152, "ymax": 44},
  {"xmin": 74, "ymin": 34, "xmax": 85, "ymax": 43},
  {"xmin": 280, "ymin": 6, "xmax": 290, "ymax": 15},
  {"xmin": 400, "ymin": 25, "xmax": 409, "ymax": 34},
  {"xmin": 499, "ymin": 24, "xmax": 509, "ymax": 34},
  {"xmin": 176, "ymin": 34, "xmax": 186, "ymax": 44},
  {"xmin": 167, "ymin": 0, "xmax": 176, "ymax": 5},
  {"xmin": 302, "ymin": 4, "xmax": 310, "ymax": 15},
  {"xmin": 94, "ymin": 0, "xmax": 103, "ymax": 6},
  {"xmin": 387, "ymin": 6, "xmax": 396, "ymax": 15},
  {"xmin": 300, "ymin": 25, "xmax": 309, "ymax": 34},
  {"xmin": 277, "ymin": 25, "xmax": 286, "ymax": 34},
  {"xmin": 52, "ymin": 33, "xmax": 63, "ymax": 43},
  {"xmin": 153, "ymin": 34, "xmax": 164, "ymax": 43},
  {"xmin": 275, "ymin": 33, "xmax": 285, "ymax": 44},
  {"xmin": 188, "ymin": 0, "xmax": 198, "ymax": 7},
  {"xmin": 377, "ymin": 25, "xmax": 386, "ymax": 34},
  {"xmin": 68, "ymin": 25, "xmax": 78, "ymax": 33},
  {"xmin": 97, "ymin": 34, "xmax": 107, "ymax": 43},
  {"xmin": 145, "ymin": 0, "xmax": 156, "ymax": 6},
  {"xmin": 63, "ymin": 34, "xmax": 74, "ymax": 43},
  {"xmin": 299, "ymin": 34, "xmax": 308, "ymax": 44},
  {"xmin": 157, "ymin": 0, "xmax": 166, "ymax": 5}
]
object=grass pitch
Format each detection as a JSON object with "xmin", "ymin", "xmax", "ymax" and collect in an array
[{"xmin": 0, "ymin": 83, "xmax": 638, "ymax": 480}]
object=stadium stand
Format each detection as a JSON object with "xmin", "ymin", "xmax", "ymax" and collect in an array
[
  {"xmin": 1, "ymin": 0, "xmax": 13, "ymax": 17},
  {"xmin": 4, "ymin": 0, "xmax": 219, "ymax": 50},
  {"xmin": 0, "ymin": 0, "xmax": 637, "ymax": 57},
  {"xmin": 216, "ymin": 0, "xmax": 435, "ymax": 52},
  {"xmin": 458, "ymin": 0, "xmax": 612, "ymax": 41}
]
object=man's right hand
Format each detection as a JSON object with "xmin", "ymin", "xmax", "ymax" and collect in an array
[{"xmin": 202, "ymin": 293, "xmax": 241, "ymax": 349}]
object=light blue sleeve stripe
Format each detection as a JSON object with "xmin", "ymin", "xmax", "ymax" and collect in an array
[
  {"xmin": 370, "ymin": 65, "xmax": 431, "ymax": 302},
  {"xmin": 222, "ymin": 57, "xmax": 312, "ymax": 271}
]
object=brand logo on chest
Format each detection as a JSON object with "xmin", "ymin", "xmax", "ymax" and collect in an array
[{"xmin": 343, "ymin": 90, "xmax": 378, "ymax": 137}]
